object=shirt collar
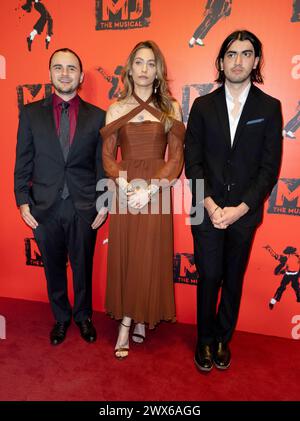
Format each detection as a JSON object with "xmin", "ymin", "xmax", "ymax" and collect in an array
[
  {"xmin": 224, "ymin": 82, "xmax": 251, "ymax": 104},
  {"xmin": 52, "ymin": 93, "xmax": 79, "ymax": 108}
]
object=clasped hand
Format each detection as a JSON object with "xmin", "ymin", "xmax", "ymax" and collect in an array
[
  {"xmin": 117, "ymin": 177, "xmax": 158, "ymax": 210},
  {"xmin": 127, "ymin": 188, "xmax": 150, "ymax": 209},
  {"xmin": 210, "ymin": 206, "xmax": 246, "ymax": 229}
]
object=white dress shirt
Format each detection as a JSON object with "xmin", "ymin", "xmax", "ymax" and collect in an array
[{"xmin": 225, "ymin": 83, "xmax": 251, "ymax": 145}]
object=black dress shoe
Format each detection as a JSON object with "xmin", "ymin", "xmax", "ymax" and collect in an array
[
  {"xmin": 26, "ymin": 37, "xmax": 32, "ymax": 52},
  {"xmin": 50, "ymin": 321, "xmax": 70, "ymax": 346},
  {"xmin": 213, "ymin": 342, "xmax": 231, "ymax": 370},
  {"xmin": 194, "ymin": 344, "xmax": 213, "ymax": 372},
  {"xmin": 76, "ymin": 319, "xmax": 97, "ymax": 343}
]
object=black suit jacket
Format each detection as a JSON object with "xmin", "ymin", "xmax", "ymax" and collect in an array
[
  {"xmin": 14, "ymin": 94, "xmax": 106, "ymax": 224},
  {"xmin": 185, "ymin": 84, "xmax": 283, "ymax": 228}
]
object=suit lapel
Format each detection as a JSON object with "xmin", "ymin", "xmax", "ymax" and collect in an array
[
  {"xmin": 41, "ymin": 95, "xmax": 65, "ymax": 164},
  {"xmin": 231, "ymin": 85, "xmax": 258, "ymax": 150},
  {"xmin": 213, "ymin": 88, "xmax": 231, "ymax": 150}
]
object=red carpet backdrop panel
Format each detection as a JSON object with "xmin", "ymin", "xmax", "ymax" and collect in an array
[{"xmin": 0, "ymin": 0, "xmax": 299, "ymax": 339}]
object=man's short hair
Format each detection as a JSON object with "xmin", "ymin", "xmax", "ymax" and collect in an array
[{"xmin": 49, "ymin": 48, "xmax": 83, "ymax": 73}]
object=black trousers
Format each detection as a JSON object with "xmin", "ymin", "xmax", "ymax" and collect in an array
[
  {"xmin": 284, "ymin": 110, "xmax": 300, "ymax": 133},
  {"xmin": 192, "ymin": 222, "xmax": 256, "ymax": 345},
  {"xmin": 34, "ymin": 198, "xmax": 97, "ymax": 323},
  {"xmin": 274, "ymin": 273, "xmax": 300, "ymax": 301},
  {"xmin": 33, "ymin": 3, "xmax": 53, "ymax": 36},
  {"xmin": 193, "ymin": 1, "xmax": 231, "ymax": 39}
]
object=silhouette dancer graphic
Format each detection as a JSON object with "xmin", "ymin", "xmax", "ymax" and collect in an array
[
  {"xmin": 22, "ymin": 0, "xmax": 53, "ymax": 51},
  {"xmin": 97, "ymin": 65, "xmax": 123, "ymax": 99},
  {"xmin": 283, "ymin": 101, "xmax": 300, "ymax": 139},
  {"xmin": 189, "ymin": 0, "xmax": 232, "ymax": 48},
  {"xmin": 264, "ymin": 245, "xmax": 300, "ymax": 309},
  {"xmin": 291, "ymin": 0, "xmax": 300, "ymax": 22}
]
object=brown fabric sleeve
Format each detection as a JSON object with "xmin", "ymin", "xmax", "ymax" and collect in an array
[
  {"xmin": 101, "ymin": 129, "xmax": 122, "ymax": 179},
  {"xmin": 152, "ymin": 119, "xmax": 185, "ymax": 183}
]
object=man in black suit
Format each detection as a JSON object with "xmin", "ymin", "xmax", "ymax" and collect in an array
[
  {"xmin": 14, "ymin": 48, "xmax": 107, "ymax": 345},
  {"xmin": 185, "ymin": 30, "xmax": 282, "ymax": 372}
]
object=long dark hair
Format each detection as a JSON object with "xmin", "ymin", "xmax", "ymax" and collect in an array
[{"xmin": 215, "ymin": 30, "xmax": 264, "ymax": 84}]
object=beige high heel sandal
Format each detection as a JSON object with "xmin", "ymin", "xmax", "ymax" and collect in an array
[
  {"xmin": 132, "ymin": 323, "xmax": 145, "ymax": 344},
  {"xmin": 114, "ymin": 322, "xmax": 130, "ymax": 360}
]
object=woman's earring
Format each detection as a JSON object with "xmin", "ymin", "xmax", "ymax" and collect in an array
[{"xmin": 153, "ymin": 77, "xmax": 160, "ymax": 94}]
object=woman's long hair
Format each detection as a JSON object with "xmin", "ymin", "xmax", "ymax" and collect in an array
[{"xmin": 119, "ymin": 40, "xmax": 175, "ymax": 130}]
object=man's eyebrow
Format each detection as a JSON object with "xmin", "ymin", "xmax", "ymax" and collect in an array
[
  {"xmin": 52, "ymin": 64, "xmax": 78, "ymax": 68},
  {"xmin": 226, "ymin": 49, "xmax": 254, "ymax": 54}
]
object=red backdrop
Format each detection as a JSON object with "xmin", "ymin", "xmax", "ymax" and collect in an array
[{"xmin": 0, "ymin": 0, "xmax": 299, "ymax": 339}]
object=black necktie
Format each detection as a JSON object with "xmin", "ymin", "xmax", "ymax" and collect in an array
[
  {"xmin": 59, "ymin": 102, "xmax": 70, "ymax": 199},
  {"xmin": 59, "ymin": 102, "xmax": 70, "ymax": 161}
]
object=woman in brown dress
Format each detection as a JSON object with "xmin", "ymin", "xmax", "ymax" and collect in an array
[{"xmin": 101, "ymin": 40, "xmax": 185, "ymax": 359}]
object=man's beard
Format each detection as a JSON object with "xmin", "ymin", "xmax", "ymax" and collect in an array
[{"xmin": 52, "ymin": 80, "xmax": 80, "ymax": 95}]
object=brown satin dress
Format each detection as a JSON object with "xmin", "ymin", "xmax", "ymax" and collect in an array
[{"xmin": 101, "ymin": 94, "xmax": 185, "ymax": 328}]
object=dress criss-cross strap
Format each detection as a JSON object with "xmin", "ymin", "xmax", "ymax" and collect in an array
[{"xmin": 101, "ymin": 94, "xmax": 185, "ymax": 329}]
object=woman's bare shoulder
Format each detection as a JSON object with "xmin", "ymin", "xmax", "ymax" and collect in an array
[
  {"xmin": 106, "ymin": 99, "xmax": 131, "ymax": 124},
  {"xmin": 171, "ymin": 100, "xmax": 183, "ymax": 122}
]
